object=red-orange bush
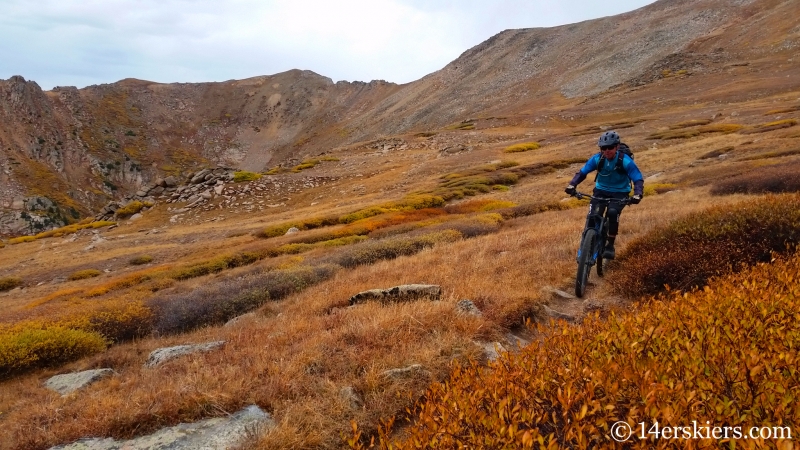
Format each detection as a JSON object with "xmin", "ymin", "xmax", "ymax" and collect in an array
[
  {"xmin": 711, "ymin": 161, "xmax": 800, "ymax": 195},
  {"xmin": 610, "ymin": 193, "xmax": 800, "ymax": 297}
]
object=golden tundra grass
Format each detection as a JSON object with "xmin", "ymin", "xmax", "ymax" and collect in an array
[
  {"xmin": 0, "ymin": 98, "xmax": 789, "ymax": 448},
  {"xmin": 0, "ymin": 190, "xmax": 745, "ymax": 450}
]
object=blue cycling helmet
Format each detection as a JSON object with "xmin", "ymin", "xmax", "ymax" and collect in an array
[{"xmin": 597, "ymin": 131, "xmax": 620, "ymax": 147}]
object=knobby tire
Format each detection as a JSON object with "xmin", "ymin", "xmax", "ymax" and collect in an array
[
  {"xmin": 575, "ymin": 229, "xmax": 597, "ymax": 298},
  {"xmin": 596, "ymin": 230, "xmax": 606, "ymax": 277}
]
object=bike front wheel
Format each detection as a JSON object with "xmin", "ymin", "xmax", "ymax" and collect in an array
[
  {"xmin": 575, "ymin": 229, "xmax": 597, "ymax": 298},
  {"xmin": 597, "ymin": 231, "xmax": 606, "ymax": 278}
]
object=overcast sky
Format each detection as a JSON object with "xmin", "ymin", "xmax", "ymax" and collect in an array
[{"xmin": 1, "ymin": 0, "xmax": 656, "ymax": 90}]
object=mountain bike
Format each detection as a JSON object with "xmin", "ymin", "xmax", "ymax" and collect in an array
[{"xmin": 572, "ymin": 192, "xmax": 632, "ymax": 298}]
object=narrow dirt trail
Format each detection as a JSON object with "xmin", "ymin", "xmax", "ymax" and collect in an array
[{"xmin": 539, "ymin": 262, "xmax": 628, "ymax": 324}]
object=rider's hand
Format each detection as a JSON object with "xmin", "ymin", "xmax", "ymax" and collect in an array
[
  {"xmin": 565, "ymin": 185, "xmax": 577, "ymax": 196},
  {"xmin": 630, "ymin": 194, "xmax": 642, "ymax": 204}
]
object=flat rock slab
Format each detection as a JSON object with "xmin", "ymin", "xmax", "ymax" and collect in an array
[
  {"xmin": 145, "ymin": 341, "xmax": 225, "ymax": 368},
  {"xmin": 49, "ymin": 405, "xmax": 273, "ymax": 450},
  {"xmin": 542, "ymin": 305, "xmax": 578, "ymax": 323},
  {"xmin": 45, "ymin": 369, "xmax": 115, "ymax": 395},
  {"xmin": 542, "ymin": 286, "xmax": 576, "ymax": 300},
  {"xmin": 350, "ymin": 284, "xmax": 441, "ymax": 305},
  {"xmin": 381, "ymin": 364, "xmax": 430, "ymax": 379}
]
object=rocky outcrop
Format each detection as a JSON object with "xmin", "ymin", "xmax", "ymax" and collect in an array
[
  {"xmin": 349, "ymin": 284, "xmax": 441, "ymax": 305},
  {"xmin": 49, "ymin": 404, "xmax": 273, "ymax": 450},
  {"xmin": 44, "ymin": 369, "xmax": 115, "ymax": 395},
  {"xmin": 145, "ymin": 341, "xmax": 225, "ymax": 368},
  {"xmin": 94, "ymin": 168, "xmax": 235, "ymax": 222}
]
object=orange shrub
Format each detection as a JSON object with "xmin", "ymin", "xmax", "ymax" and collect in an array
[
  {"xmin": 444, "ymin": 199, "xmax": 516, "ymax": 214},
  {"xmin": 25, "ymin": 288, "xmax": 83, "ymax": 309},
  {"xmin": 85, "ymin": 266, "xmax": 170, "ymax": 297},
  {"xmin": 353, "ymin": 252, "xmax": 800, "ymax": 449}
]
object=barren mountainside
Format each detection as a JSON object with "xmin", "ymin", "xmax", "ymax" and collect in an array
[{"xmin": 0, "ymin": 0, "xmax": 798, "ymax": 236}]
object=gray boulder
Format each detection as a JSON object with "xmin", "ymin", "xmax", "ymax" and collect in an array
[
  {"xmin": 145, "ymin": 341, "xmax": 225, "ymax": 368},
  {"xmin": 49, "ymin": 404, "xmax": 273, "ymax": 450},
  {"xmin": 478, "ymin": 342, "xmax": 507, "ymax": 362},
  {"xmin": 44, "ymin": 369, "xmax": 115, "ymax": 395},
  {"xmin": 455, "ymin": 299, "xmax": 482, "ymax": 316},
  {"xmin": 190, "ymin": 169, "xmax": 211, "ymax": 184},
  {"xmin": 164, "ymin": 176, "xmax": 179, "ymax": 187},
  {"xmin": 339, "ymin": 386, "xmax": 363, "ymax": 410},
  {"xmin": 542, "ymin": 305, "xmax": 578, "ymax": 323},
  {"xmin": 349, "ymin": 284, "xmax": 441, "ymax": 305}
]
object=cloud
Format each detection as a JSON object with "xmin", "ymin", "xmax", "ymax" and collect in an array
[{"xmin": 0, "ymin": 0, "xmax": 655, "ymax": 89}]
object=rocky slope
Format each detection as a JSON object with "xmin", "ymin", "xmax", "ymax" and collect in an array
[{"xmin": 1, "ymin": 0, "xmax": 798, "ymax": 236}]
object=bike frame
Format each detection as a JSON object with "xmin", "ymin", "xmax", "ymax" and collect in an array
[{"xmin": 575, "ymin": 192, "xmax": 631, "ymax": 266}]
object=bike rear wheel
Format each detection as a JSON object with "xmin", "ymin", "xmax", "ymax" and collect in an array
[{"xmin": 575, "ymin": 229, "xmax": 597, "ymax": 298}]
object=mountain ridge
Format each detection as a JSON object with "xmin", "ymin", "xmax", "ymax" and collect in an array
[{"xmin": 1, "ymin": 0, "xmax": 798, "ymax": 236}]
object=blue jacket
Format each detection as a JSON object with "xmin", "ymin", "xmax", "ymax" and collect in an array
[{"xmin": 571, "ymin": 153, "xmax": 644, "ymax": 195}]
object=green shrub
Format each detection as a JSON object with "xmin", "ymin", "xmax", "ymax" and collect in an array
[
  {"xmin": 69, "ymin": 269, "xmax": 102, "ymax": 281},
  {"xmin": 495, "ymin": 200, "xmax": 575, "ymax": 219},
  {"xmin": 233, "ymin": 171, "xmax": 262, "ymax": 182},
  {"xmin": 699, "ymin": 146, "xmax": 734, "ymax": 159},
  {"xmin": 0, "ymin": 327, "xmax": 107, "ymax": 377},
  {"xmin": 264, "ymin": 166, "xmax": 286, "ymax": 175},
  {"xmin": 447, "ymin": 122, "xmax": 475, "ymax": 130},
  {"xmin": 738, "ymin": 148, "xmax": 800, "ymax": 161},
  {"xmin": 503, "ymin": 142, "xmax": 540, "ymax": 153},
  {"xmin": 668, "ymin": 119, "xmax": 713, "ymax": 129},
  {"xmin": 129, "ymin": 255, "xmax": 153, "ymax": 265},
  {"xmin": 115, "ymin": 201, "xmax": 151, "ymax": 218},
  {"xmin": 643, "ymin": 183, "xmax": 677, "ymax": 196},
  {"xmin": 8, "ymin": 236, "xmax": 36, "ymax": 245},
  {"xmin": 169, "ymin": 252, "xmax": 262, "ymax": 281},
  {"xmin": 741, "ymin": 119, "xmax": 797, "ymax": 134},
  {"xmin": 256, "ymin": 215, "xmax": 342, "ymax": 239},
  {"xmin": 0, "ymin": 277, "xmax": 22, "ymax": 292},
  {"xmin": 647, "ymin": 124, "xmax": 743, "ymax": 140},
  {"xmin": 610, "ymin": 193, "xmax": 800, "ymax": 297},
  {"xmin": 292, "ymin": 161, "xmax": 318, "ymax": 172},
  {"xmin": 765, "ymin": 105, "xmax": 800, "ymax": 115},
  {"xmin": 711, "ymin": 161, "xmax": 800, "ymax": 195}
]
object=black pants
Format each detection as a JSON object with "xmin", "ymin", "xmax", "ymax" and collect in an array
[{"xmin": 588, "ymin": 188, "xmax": 628, "ymax": 236}]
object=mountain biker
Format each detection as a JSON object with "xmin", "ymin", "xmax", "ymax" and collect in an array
[{"xmin": 564, "ymin": 131, "xmax": 644, "ymax": 259}]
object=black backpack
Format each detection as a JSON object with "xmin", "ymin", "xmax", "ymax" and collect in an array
[{"xmin": 595, "ymin": 143, "xmax": 633, "ymax": 180}]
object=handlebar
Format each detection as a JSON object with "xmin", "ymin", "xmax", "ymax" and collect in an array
[{"xmin": 573, "ymin": 192, "xmax": 633, "ymax": 204}]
